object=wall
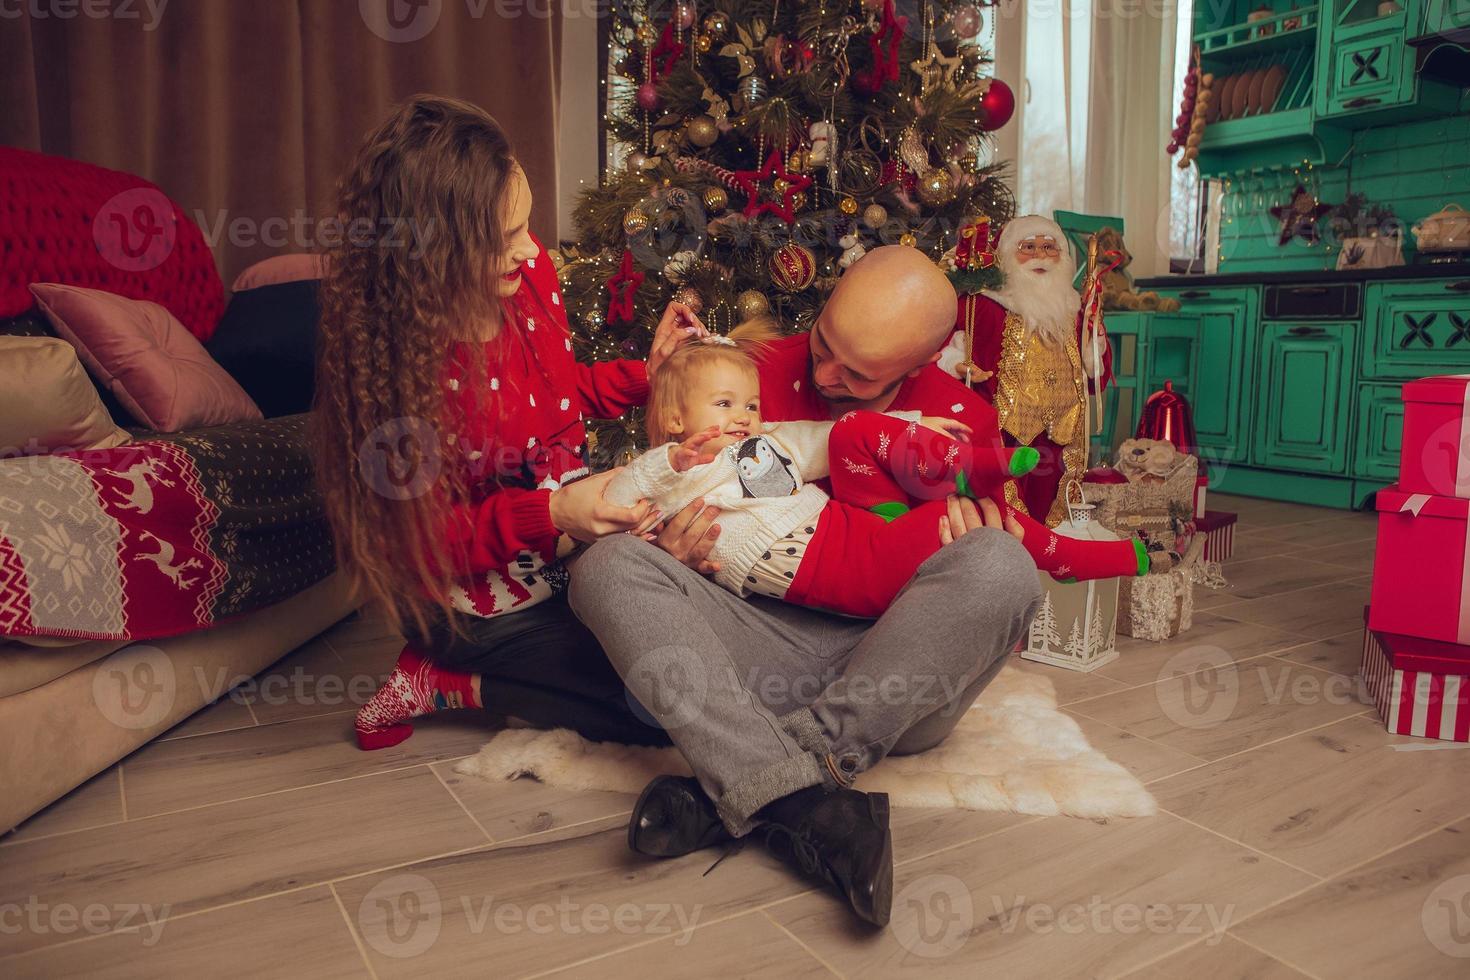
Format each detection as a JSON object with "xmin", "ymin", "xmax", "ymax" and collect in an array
[{"xmin": 1215, "ymin": 91, "xmax": 1470, "ymax": 274}]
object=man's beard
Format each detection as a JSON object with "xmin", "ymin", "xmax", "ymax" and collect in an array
[{"xmin": 991, "ymin": 260, "xmax": 1082, "ymax": 346}]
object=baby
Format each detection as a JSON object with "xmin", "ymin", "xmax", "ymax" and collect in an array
[{"xmin": 607, "ymin": 322, "xmax": 1147, "ymax": 618}]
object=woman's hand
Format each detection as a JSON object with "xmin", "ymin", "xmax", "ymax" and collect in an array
[
  {"xmin": 918, "ymin": 417, "xmax": 973, "ymax": 442},
  {"xmin": 670, "ymin": 426, "xmax": 723, "ymax": 473},
  {"xmin": 549, "ymin": 470, "xmax": 654, "ymax": 543},
  {"xmin": 646, "ymin": 302, "xmax": 709, "ymax": 381},
  {"xmin": 938, "ymin": 495, "xmax": 1023, "ymax": 546}
]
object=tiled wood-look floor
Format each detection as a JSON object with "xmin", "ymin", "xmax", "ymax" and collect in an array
[{"xmin": 4, "ymin": 494, "xmax": 1469, "ymax": 978}]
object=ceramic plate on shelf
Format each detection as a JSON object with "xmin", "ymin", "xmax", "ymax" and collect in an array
[
  {"xmin": 1260, "ymin": 64, "xmax": 1288, "ymax": 114},
  {"xmin": 1216, "ymin": 73, "xmax": 1239, "ymax": 120},
  {"xmin": 1245, "ymin": 69, "xmax": 1267, "ymax": 115},
  {"xmin": 1232, "ymin": 69, "xmax": 1255, "ymax": 118}
]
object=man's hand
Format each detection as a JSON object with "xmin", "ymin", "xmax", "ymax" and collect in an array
[
  {"xmin": 918, "ymin": 417, "xmax": 973, "ymax": 442},
  {"xmin": 646, "ymin": 302, "xmax": 709, "ymax": 381},
  {"xmin": 670, "ymin": 426, "xmax": 722, "ymax": 473},
  {"xmin": 651, "ymin": 497, "xmax": 722, "ymax": 575},
  {"xmin": 938, "ymin": 495, "xmax": 1024, "ymax": 546}
]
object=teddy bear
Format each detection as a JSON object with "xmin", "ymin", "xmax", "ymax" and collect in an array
[
  {"xmin": 1115, "ymin": 438, "xmax": 1183, "ymax": 483},
  {"xmin": 1094, "ymin": 227, "xmax": 1182, "ymax": 313}
]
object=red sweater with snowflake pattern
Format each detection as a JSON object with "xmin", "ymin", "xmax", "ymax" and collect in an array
[{"xmin": 439, "ymin": 236, "xmax": 648, "ymax": 618}]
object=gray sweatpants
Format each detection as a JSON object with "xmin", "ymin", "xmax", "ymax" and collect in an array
[{"xmin": 568, "ymin": 528, "xmax": 1042, "ymax": 835}]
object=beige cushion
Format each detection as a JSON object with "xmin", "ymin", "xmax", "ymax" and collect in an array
[{"xmin": 0, "ymin": 336, "xmax": 131, "ymax": 455}]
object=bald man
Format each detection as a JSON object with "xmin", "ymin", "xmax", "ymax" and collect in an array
[{"xmin": 569, "ymin": 245, "xmax": 1041, "ymax": 927}]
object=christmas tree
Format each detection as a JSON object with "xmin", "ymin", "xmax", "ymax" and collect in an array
[{"xmin": 554, "ymin": 0, "xmax": 1018, "ymax": 465}]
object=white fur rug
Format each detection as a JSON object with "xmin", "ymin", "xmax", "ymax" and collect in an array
[{"xmin": 454, "ymin": 666, "xmax": 1156, "ymax": 819}]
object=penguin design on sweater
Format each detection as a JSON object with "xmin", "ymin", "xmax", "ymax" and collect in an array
[{"xmin": 733, "ymin": 436, "xmax": 799, "ymax": 498}]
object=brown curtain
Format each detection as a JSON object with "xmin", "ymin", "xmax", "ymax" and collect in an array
[{"xmin": 0, "ymin": 0, "xmax": 563, "ymax": 285}]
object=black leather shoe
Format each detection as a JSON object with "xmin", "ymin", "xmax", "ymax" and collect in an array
[
  {"xmin": 759, "ymin": 788, "xmax": 893, "ymax": 927},
  {"xmin": 628, "ymin": 775, "xmax": 734, "ymax": 857}
]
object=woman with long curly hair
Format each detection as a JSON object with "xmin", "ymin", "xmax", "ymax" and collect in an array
[{"xmin": 314, "ymin": 95, "xmax": 703, "ymax": 749}]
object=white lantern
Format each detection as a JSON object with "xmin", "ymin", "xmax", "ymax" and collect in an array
[{"xmin": 1021, "ymin": 489, "xmax": 1122, "ymax": 673}]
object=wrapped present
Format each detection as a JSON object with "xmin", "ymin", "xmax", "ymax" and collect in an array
[
  {"xmin": 1084, "ymin": 448, "xmax": 1198, "ymax": 547},
  {"xmin": 1196, "ymin": 510, "xmax": 1238, "ymax": 562},
  {"xmin": 1360, "ymin": 607, "xmax": 1470, "ymax": 742},
  {"xmin": 1021, "ymin": 495, "xmax": 1120, "ymax": 672},
  {"xmin": 1369, "ymin": 486, "xmax": 1470, "ymax": 645},
  {"xmin": 1399, "ymin": 375, "xmax": 1470, "ymax": 498},
  {"xmin": 1118, "ymin": 567, "xmax": 1193, "ymax": 641}
]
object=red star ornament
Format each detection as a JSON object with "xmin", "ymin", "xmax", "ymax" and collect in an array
[
  {"xmin": 1270, "ymin": 185, "xmax": 1331, "ymax": 246},
  {"xmin": 606, "ymin": 249, "xmax": 644, "ymax": 324},
  {"xmin": 852, "ymin": 0, "xmax": 909, "ymax": 96},
  {"xmin": 732, "ymin": 151, "xmax": 814, "ymax": 224},
  {"xmin": 651, "ymin": 22, "xmax": 685, "ymax": 81}
]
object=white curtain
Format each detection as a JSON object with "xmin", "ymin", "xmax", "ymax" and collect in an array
[{"xmin": 1005, "ymin": 0, "xmax": 1183, "ymax": 277}]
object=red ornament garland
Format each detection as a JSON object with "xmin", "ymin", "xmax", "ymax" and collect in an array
[
  {"xmin": 606, "ymin": 249, "xmax": 645, "ymax": 324},
  {"xmin": 732, "ymin": 151, "xmax": 814, "ymax": 224}
]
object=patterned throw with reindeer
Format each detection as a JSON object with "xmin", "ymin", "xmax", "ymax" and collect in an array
[{"xmin": 0, "ymin": 415, "xmax": 334, "ymax": 641}]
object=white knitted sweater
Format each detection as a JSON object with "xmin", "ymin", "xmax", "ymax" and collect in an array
[{"xmin": 606, "ymin": 414, "xmax": 918, "ymax": 597}]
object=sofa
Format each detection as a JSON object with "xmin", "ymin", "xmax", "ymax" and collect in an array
[{"xmin": 0, "ymin": 148, "xmax": 357, "ymax": 832}]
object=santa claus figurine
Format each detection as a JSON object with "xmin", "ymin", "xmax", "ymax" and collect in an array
[{"xmin": 938, "ymin": 214, "xmax": 1112, "ymax": 527}]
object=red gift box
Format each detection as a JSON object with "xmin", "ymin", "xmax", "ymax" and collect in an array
[
  {"xmin": 1369, "ymin": 486, "xmax": 1470, "ymax": 644},
  {"xmin": 1360, "ymin": 607, "xmax": 1470, "ymax": 742},
  {"xmin": 1400, "ymin": 375, "xmax": 1470, "ymax": 498},
  {"xmin": 1196, "ymin": 509, "xmax": 1237, "ymax": 562}
]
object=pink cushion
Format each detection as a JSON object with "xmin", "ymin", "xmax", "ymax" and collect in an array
[
  {"xmin": 29, "ymin": 283, "xmax": 262, "ymax": 432},
  {"xmin": 231, "ymin": 253, "xmax": 329, "ymax": 293}
]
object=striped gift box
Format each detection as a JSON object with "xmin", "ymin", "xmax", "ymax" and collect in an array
[
  {"xmin": 1197, "ymin": 510, "xmax": 1236, "ymax": 563},
  {"xmin": 1360, "ymin": 613, "xmax": 1470, "ymax": 743}
]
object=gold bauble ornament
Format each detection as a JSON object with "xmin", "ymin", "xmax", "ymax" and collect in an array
[
  {"xmin": 687, "ymin": 115, "xmax": 719, "ymax": 147},
  {"xmin": 773, "ymin": 177, "xmax": 791, "ymax": 195},
  {"xmin": 703, "ymin": 186, "xmax": 729, "ymax": 212},
  {"xmin": 694, "ymin": 34, "xmax": 712, "ymax": 54},
  {"xmin": 736, "ymin": 289, "xmax": 771, "ymax": 319},
  {"xmin": 703, "ymin": 10, "xmax": 730, "ymax": 38},
  {"xmin": 623, "ymin": 209, "xmax": 649, "ymax": 236},
  {"xmin": 899, "ymin": 232, "xmax": 917, "ymax": 247},
  {"xmin": 673, "ymin": 286, "xmax": 704, "ymax": 315},
  {"xmin": 787, "ymin": 149, "xmax": 811, "ymax": 174},
  {"xmin": 788, "ymin": 191, "xmax": 808, "ymax": 213},
  {"xmin": 635, "ymin": 22, "xmax": 657, "ymax": 44},
  {"xmin": 917, "ymin": 169, "xmax": 955, "ymax": 206},
  {"xmin": 862, "ymin": 203, "xmax": 888, "ymax": 228},
  {"xmin": 838, "ymin": 195, "xmax": 859, "ymax": 216}
]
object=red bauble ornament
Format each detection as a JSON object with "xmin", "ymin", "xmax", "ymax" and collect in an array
[
  {"xmin": 636, "ymin": 82, "xmax": 661, "ymax": 112},
  {"xmin": 979, "ymin": 78, "xmax": 1016, "ymax": 130},
  {"xmin": 768, "ymin": 243, "xmax": 817, "ymax": 292}
]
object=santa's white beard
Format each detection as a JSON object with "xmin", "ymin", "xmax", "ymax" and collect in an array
[{"xmin": 991, "ymin": 259, "xmax": 1081, "ymax": 346}]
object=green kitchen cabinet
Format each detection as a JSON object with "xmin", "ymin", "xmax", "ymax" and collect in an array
[
  {"xmin": 1423, "ymin": 0, "xmax": 1470, "ymax": 33},
  {"xmin": 1353, "ymin": 381, "xmax": 1406, "ymax": 482},
  {"xmin": 1362, "ymin": 279, "xmax": 1470, "ymax": 380},
  {"xmin": 1149, "ymin": 285, "xmax": 1260, "ymax": 466},
  {"xmin": 1254, "ymin": 320, "xmax": 1359, "ymax": 474},
  {"xmin": 1317, "ymin": 0, "xmax": 1461, "ymax": 121}
]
